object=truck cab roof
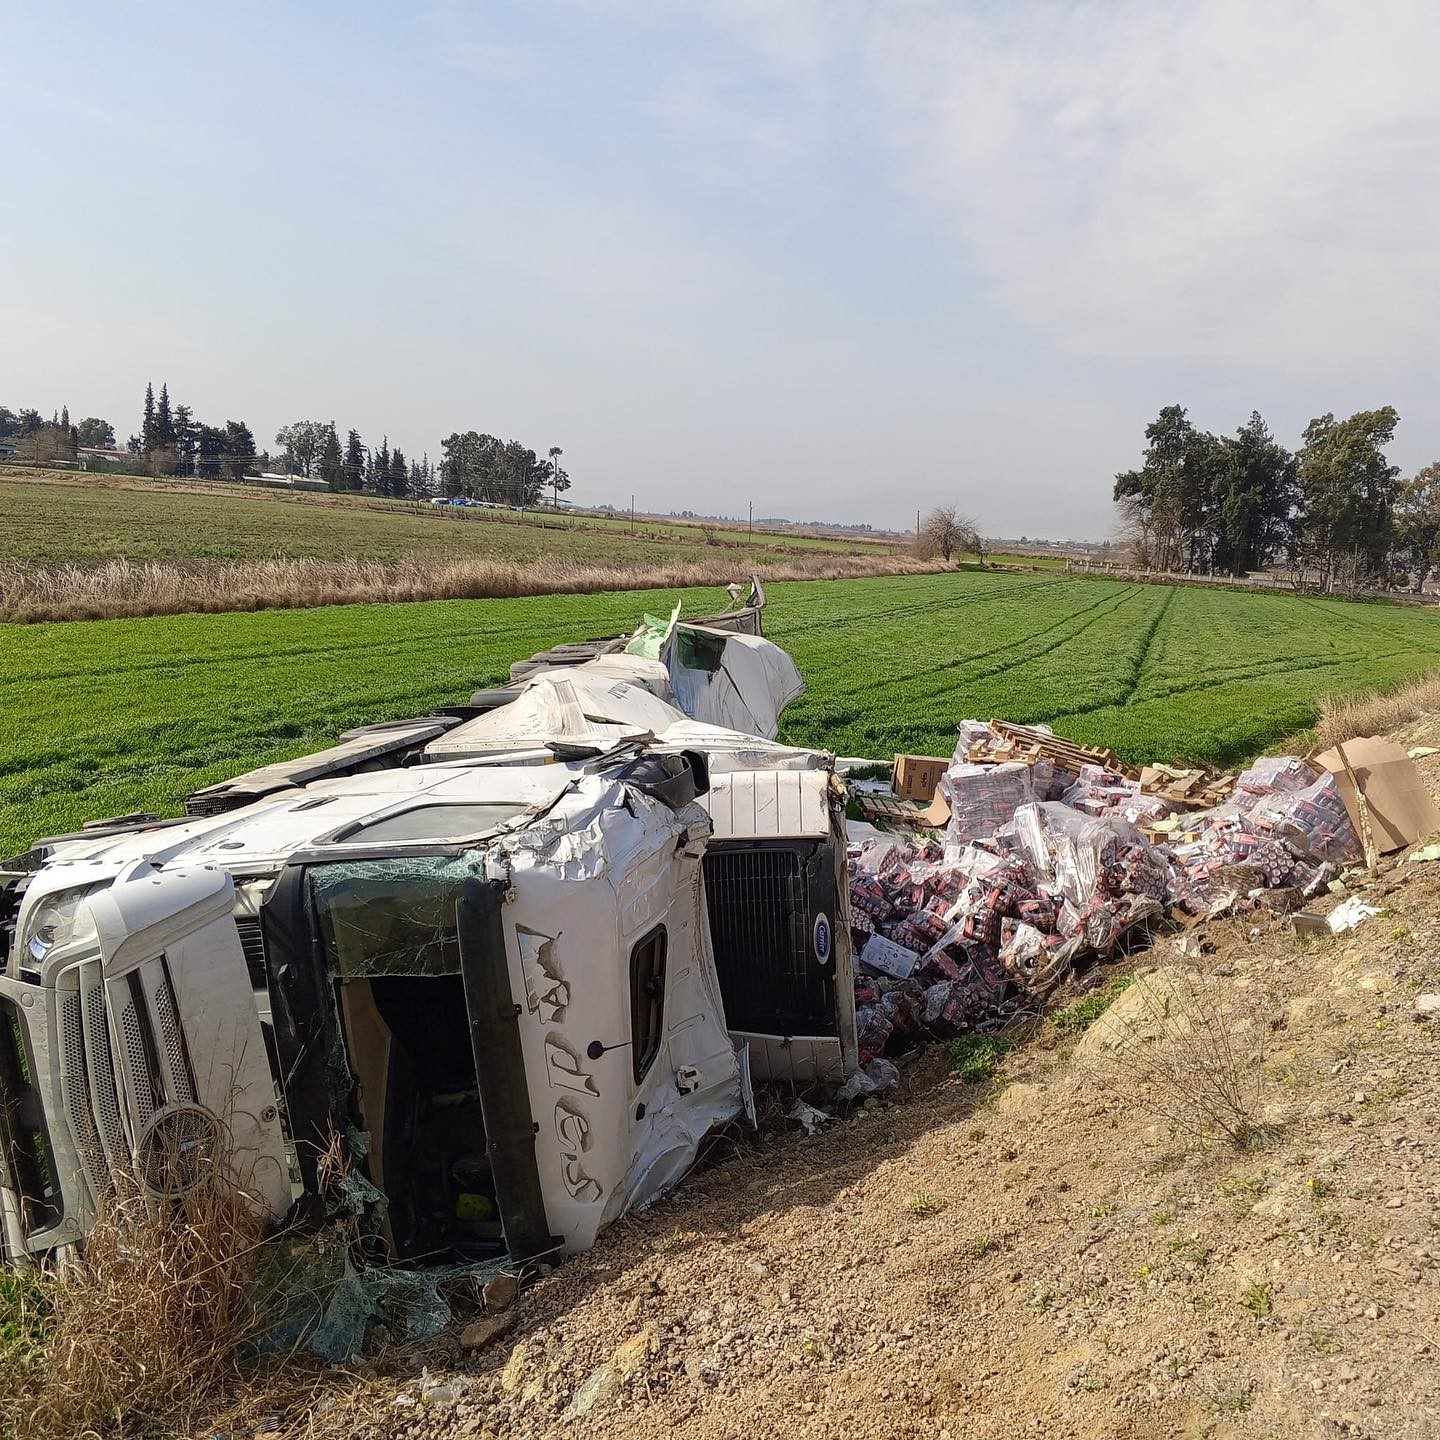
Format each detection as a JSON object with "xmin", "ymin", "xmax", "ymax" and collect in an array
[{"xmin": 23, "ymin": 761, "xmax": 586, "ymax": 883}]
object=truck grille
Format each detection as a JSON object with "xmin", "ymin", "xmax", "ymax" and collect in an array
[
  {"xmin": 234, "ymin": 916, "xmax": 269, "ymax": 991},
  {"xmin": 55, "ymin": 958, "xmax": 196, "ymax": 1199},
  {"xmin": 58, "ymin": 987, "xmax": 109, "ymax": 1197},
  {"xmin": 703, "ymin": 845, "xmax": 834, "ymax": 1036}
]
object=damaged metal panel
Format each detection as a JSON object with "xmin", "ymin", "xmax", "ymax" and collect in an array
[
  {"xmin": 660, "ymin": 625, "xmax": 806, "ymax": 741},
  {"xmin": 700, "ymin": 769, "xmax": 829, "ymax": 841},
  {"xmin": 185, "ymin": 719, "xmax": 457, "ymax": 816}
]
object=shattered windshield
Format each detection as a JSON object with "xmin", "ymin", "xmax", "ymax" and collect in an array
[{"xmin": 308, "ymin": 855, "xmax": 481, "ymax": 977}]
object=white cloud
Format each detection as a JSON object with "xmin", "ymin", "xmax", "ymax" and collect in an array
[
  {"xmin": 646, "ymin": 66, "xmax": 814, "ymax": 167},
  {"xmin": 684, "ymin": 0, "xmax": 1440, "ymax": 373},
  {"xmin": 856, "ymin": 0, "xmax": 1440, "ymax": 372}
]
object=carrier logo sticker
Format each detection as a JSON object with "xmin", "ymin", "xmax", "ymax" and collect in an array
[{"xmin": 813, "ymin": 913, "xmax": 832, "ymax": 963}]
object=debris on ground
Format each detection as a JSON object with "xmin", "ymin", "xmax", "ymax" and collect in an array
[
  {"xmin": 833, "ymin": 1058, "xmax": 900, "ymax": 1103},
  {"xmin": 1326, "ymin": 895, "xmax": 1382, "ymax": 934},
  {"xmin": 845, "ymin": 720, "xmax": 1376, "ymax": 1066},
  {"xmin": 786, "ymin": 1099, "xmax": 833, "ymax": 1136}
]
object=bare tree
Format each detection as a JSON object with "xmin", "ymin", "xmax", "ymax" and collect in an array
[
  {"xmin": 16, "ymin": 422, "xmax": 76, "ymax": 465},
  {"xmin": 1113, "ymin": 494, "xmax": 1152, "ymax": 567},
  {"xmin": 922, "ymin": 505, "xmax": 982, "ymax": 563}
]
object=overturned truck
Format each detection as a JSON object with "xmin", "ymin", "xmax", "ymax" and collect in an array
[{"xmin": 0, "ymin": 583, "xmax": 856, "ymax": 1270}]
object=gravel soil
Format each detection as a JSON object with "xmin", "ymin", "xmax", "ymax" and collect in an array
[{"xmin": 221, "ymin": 726, "xmax": 1440, "ymax": 1440}]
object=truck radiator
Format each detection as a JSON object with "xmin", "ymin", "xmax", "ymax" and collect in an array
[{"xmin": 702, "ymin": 844, "xmax": 834, "ymax": 1036}]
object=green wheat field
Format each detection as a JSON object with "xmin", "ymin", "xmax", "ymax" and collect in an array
[{"xmin": 4, "ymin": 571, "xmax": 1439, "ymax": 856}]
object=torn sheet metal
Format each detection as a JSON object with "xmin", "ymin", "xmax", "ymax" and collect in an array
[
  {"xmin": 425, "ymin": 672, "xmax": 685, "ymax": 761},
  {"xmin": 663, "ymin": 625, "xmax": 806, "ymax": 740},
  {"xmin": 622, "ymin": 609, "xmax": 807, "ymax": 741},
  {"xmin": 655, "ymin": 718, "xmax": 831, "ymax": 773}
]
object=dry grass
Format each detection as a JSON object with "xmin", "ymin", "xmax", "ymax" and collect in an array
[
  {"xmin": 0, "ymin": 551, "xmax": 941, "ymax": 623},
  {"xmin": 1099, "ymin": 970, "xmax": 1268, "ymax": 1150},
  {"xmin": 1316, "ymin": 670, "xmax": 1440, "ymax": 750},
  {"xmin": 0, "ymin": 1164, "xmax": 268, "ymax": 1440}
]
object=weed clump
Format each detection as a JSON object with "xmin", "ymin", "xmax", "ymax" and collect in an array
[
  {"xmin": 1240, "ymin": 1281, "xmax": 1273, "ymax": 1320},
  {"xmin": 1097, "ymin": 971, "xmax": 1268, "ymax": 1151},
  {"xmin": 945, "ymin": 1033, "xmax": 1015, "ymax": 1083},
  {"xmin": 1050, "ymin": 976, "xmax": 1133, "ymax": 1033}
]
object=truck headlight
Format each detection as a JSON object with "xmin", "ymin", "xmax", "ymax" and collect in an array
[{"xmin": 23, "ymin": 890, "xmax": 98, "ymax": 964}]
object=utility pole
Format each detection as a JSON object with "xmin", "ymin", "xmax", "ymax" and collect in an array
[
  {"xmin": 630, "ymin": 493, "xmax": 635, "ymax": 534},
  {"xmin": 749, "ymin": 500, "xmax": 753, "ymax": 535}
]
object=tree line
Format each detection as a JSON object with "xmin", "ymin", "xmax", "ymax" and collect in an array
[
  {"xmin": 1115, "ymin": 405, "xmax": 1440, "ymax": 593},
  {"xmin": 1, "ymin": 385, "xmax": 571, "ymax": 508},
  {"xmin": 0, "ymin": 405, "xmax": 115, "ymax": 463}
]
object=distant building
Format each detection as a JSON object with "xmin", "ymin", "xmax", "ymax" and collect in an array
[{"xmin": 77, "ymin": 446, "xmax": 133, "ymax": 468}]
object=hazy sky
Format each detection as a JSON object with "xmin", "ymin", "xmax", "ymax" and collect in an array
[{"xmin": 4, "ymin": 1, "xmax": 1437, "ymax": 539}]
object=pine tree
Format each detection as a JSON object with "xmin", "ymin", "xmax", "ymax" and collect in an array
[
  {"xmin": 319, "ymin": 423, "xmax": 344, "ymax": 491},
  {"xmin": 141, "ymin": 383, "xmax": 156, "ymax": 453},
  {"xmin": 195, "ymin": 424, "xmax": 226, "ymax": 479},
  {"xmin": 410, "ymin": 453, "xmax": 436, "ymax": 498},
  {"xmin": 374, "ymin": 436, "xmax": 390, "ymax": 494},
  {"xmin": 389, "ymin": 446, "xmax": 408, "ymax": 498},
  {"xmin": 173, "ymin": 404, "xmax": 195, "ymax": 476},
  {"xmin": 155, "ymin": 383, "xmax": 176, "ymax": 447},
  {"xmin": 343, "ymin": 429, "xmax": 365, "ymax": 492},
  {"xmin": 60, "ymin": 405, "xmax": 70, "ymax": 429},
  {"xmin": 222, "ymin": 420, "xmax": 256, "ymax": 481}
]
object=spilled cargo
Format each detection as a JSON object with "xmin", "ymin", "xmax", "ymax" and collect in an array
[{"xmin": 845, "ymin": 720, "xmax": 1367, "ymax": 1062}]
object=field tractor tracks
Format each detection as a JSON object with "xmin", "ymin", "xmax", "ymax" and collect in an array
[{"xmin": 1119, "ymin": 585, "xmax": 1176, "ymax": 705}]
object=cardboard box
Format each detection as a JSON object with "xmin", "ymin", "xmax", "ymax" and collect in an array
[
  {"xmin": 1314, "ymin": 736, "xmax": 1440, "ymax": 855},
  {"xmin": 892, "ymin": 754, "xmax": 949, "ymax": 803},
  {"xmin": 858, "ymin": 933, "xmax": 921, "ymax": 980}
]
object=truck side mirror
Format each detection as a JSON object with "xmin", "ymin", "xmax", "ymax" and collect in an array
[{"xmin": 614, "ymin": 752, "xmax": 707, "ymax": 809}]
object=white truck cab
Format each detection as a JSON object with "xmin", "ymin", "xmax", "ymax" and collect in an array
[{"xmin": 0, "ymin": 590, "xmax": 855, "ymax": 1271}]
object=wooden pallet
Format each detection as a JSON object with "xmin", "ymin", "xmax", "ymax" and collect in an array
[
  {"xmin": 857, "ymin": 794, "xmax": 933, "ymax": 829},
  {"xmin": 970, "ymin": 720, "xmax": 1140, "ymax": 781},
  {"xmin": 1138, "ymin": 763, "xmax": 1234, "ymax": 809}
]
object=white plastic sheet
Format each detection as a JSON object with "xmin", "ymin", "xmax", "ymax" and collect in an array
[{"xmin": 663, "ymin": 625, "xmax": 806, "ymax": 740}]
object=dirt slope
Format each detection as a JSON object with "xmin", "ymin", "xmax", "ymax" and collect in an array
[{"xmin": 247, "ymin": 738, "xmax": 1440, "ymax": 1440}]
